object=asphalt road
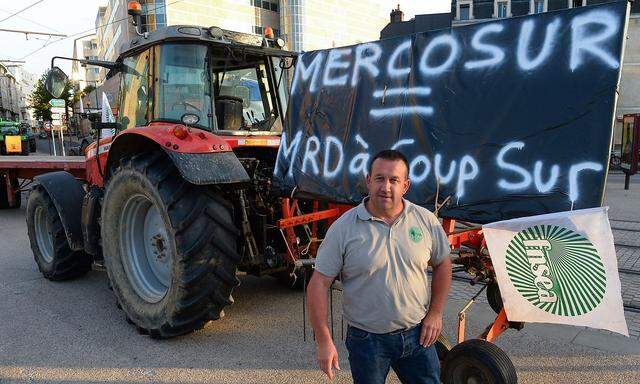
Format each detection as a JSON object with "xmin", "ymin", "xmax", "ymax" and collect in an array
[
  {"xmin": 1, "ymin": 192, "xmax": 639, "ymax": 383},
  {"xmin": 607, "ymin": 172, "xmax": 640, "ymax": 186}
]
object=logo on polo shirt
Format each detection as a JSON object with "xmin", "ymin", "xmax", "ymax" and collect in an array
[
  {"xmin": 505, "ymin": 225, "xmax": 606, "ymax": 316},
  {"xmin": 408, "ymin": 226, "xmax": 423, "ymax": 243}
]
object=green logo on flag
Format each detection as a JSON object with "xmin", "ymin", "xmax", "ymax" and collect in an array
[
  {"xmin": 505, "ymin": 225, "xmax": 606, "ymax": 316},
  {"xmin": 409, "ymin": 226, "xmax": 423, "ymax": 243}
]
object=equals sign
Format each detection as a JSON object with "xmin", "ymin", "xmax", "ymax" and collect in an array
[{"xmin": 369, "ymin": 87, "xmax": 433, "ymax": 118}]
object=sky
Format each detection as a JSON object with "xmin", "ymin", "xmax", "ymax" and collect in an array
[{"xmin": 0, "ymin": 0, "xmax": 451, "ymax": 79}]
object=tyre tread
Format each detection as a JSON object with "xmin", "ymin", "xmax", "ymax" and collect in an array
[
  {"xmin": 104, "ymin": 152, "xmax": 241, "ymax": 338},
  {"xmin": 443, "ymin": 339, "xmax": 517, "ymax": 384},
  {"xmin": 27, "ymin": 186, "xmax": 92, "ymax": 281}
]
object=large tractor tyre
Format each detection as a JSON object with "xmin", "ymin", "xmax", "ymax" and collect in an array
[
  {"xmin": 26, "ymin": 186, "xmax": 92, "ymax": 280},
  {"xmin": 0, "ymin": 174, "xmax": 21, "ymax": 209},
  {"xmin": 486, "ymin": 281, "xmax": 504, "ymax": 315},
  {"xmin": 435, "ymin": 333, "xmax": 453, "ymax": 382},
  {"xmin": 101, "ymin": 152, "xmax": 241, "ymax": 338},
  {"xmin": 442, "ymin": 339, "xmax": 517, "ymax": 384}
]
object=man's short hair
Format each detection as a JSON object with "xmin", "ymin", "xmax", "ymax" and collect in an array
[{"xmin": 368, "ymin": 149, "xmax": 410, "ymax": 178}]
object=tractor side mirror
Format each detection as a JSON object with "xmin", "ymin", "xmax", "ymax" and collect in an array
[{"xmin": 45, "ymin": 67, "xmax": 68, "ymax": 98}]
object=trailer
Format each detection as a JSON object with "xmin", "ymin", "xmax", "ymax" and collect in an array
[{"xmin": 0, "ymin": 156, "xmax": 85, "ymax": 209}]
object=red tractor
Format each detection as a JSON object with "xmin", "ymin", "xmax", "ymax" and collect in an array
[{"xmin": 28, "ymin": 17, "xmax": 303, "ymax": 338}]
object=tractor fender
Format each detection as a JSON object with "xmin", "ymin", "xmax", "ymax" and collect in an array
[
  {"xmin": 33, "ymin": 171, "xmax": 85, "ymax": 251},
  {"xmin": 107, "ymin": 125, "xmax": 250, "ymax": 185}
]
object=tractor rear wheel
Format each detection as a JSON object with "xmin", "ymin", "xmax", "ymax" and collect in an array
[
  {"xmin": 101, "ymin": 152, "xmax": 241, "ymax": 338},
  {"xmin": 26, "ymin": 186, "xmax": 92, "ymax": 280},
  {"xmin": 0, "ymin": 174, "xmax": 21, "ymax": 209},
  {"xmin": 442, "ymin": 339, "xmax": 517, "ymax": 384}
]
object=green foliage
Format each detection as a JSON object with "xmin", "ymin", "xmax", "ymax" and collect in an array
[
  {"xmin": 83, "ymin": 85, "xmax": 95, "ymax": 95},
  {"xmin": 28, "ymin": 73, "xmax": 73, "ymax": 122}
]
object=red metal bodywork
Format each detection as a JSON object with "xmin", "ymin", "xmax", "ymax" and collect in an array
[
  {"xmin": 1, "ymin": 125, "xmax": 281, "ymax": 192},
  {"xmin": 84, "ymin": 124, "xmax": 237, "ymax": 186}
]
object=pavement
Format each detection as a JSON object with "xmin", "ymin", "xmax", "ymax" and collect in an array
[
  {"xmin": 0, "ymin": 173, "xmax": 639, "ymax": 383},
  {"xmin": 603, "ymin": 171, "xmax": 640, "ymax": 340}
]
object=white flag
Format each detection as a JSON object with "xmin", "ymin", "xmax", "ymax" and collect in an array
[
  {"xmin": 483, "ymin": 207, "xmax": 628, "ymax": 336},
  {"xmin": 101, "ymin": 92, "xmax": 116, "ymax": 138}
]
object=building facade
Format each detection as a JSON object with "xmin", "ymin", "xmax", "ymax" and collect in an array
[
  {"xmin": 279, "ymin": 0, "xmax": 391, "ymax": 51},
  {"xmin": 8, "ymin": 65, "xmax": 37, "ymax": 125},
  {"xmin": 450, "ymin": 0, "xmax": 640, "ymax": 148},
  {"xmin": 71, "ymin": 35, "xmax": 101, "ymax": 92},
  {"xmin": 0, "ymin": 64, "xmax": 23, "ymax": 122},
  {"xmin": 92, "ymin": 0, "xmax": 393, "ymax": 69}
]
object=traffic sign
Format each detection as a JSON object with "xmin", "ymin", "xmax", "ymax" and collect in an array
[
  {"xmin": 51, "ymin": 113, "xmax": 61, "ymax": 120},
  {"xmin": 49, "ymin": 99, "xmax": 65, "ymax": 108},
  {"xmin": 52, "ymin": 119, "xmax": 62, "ymax": 126},
  {"xmin": 51, "ymin": 107, "xmax": 65, "ymax": 114}
]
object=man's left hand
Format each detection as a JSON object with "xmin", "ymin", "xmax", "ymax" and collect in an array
[{"xmin": 420, "ymin": 311, "xmax": 442, "ymax": 347}]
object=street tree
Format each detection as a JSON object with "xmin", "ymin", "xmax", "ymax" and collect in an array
[{"xmin": 29, "ymin": 73, "xmax": 73, "ymax": 122}]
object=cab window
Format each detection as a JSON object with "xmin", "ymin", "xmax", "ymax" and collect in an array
[
  {"xmin": 119, "ymin": 51, "xmax": 150, "ymax": 130},
  {"xmin": 154, "ymin": 43, "xmax": 211, "ymax": 129}
]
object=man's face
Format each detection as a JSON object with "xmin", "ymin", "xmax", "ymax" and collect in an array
[{"xmin": 366, "ymin": 158, "xmax": 411, "ymax": 212}]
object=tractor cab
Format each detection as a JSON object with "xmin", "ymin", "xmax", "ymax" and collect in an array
[{"xmin": 116, "ymin": 25, "xmax": 296, "ymax": 136}]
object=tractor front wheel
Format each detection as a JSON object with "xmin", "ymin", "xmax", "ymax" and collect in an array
[
  {"xmin": 101, "ymin": 152, "xmax": 241, "ymax": 338},
  {"xmin": 26, "ymin": 186, "xmax": 92, "ymax": 280}
]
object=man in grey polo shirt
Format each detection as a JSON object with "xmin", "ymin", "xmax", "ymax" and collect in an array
[{"xmin": 307, "ymin": 149, "xmax": 452, "ymax": 383}]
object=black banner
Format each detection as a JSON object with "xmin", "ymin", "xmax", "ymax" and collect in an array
[{"xmin": 274, "ymin": 1, "xmax": 629, "ymax": 223}]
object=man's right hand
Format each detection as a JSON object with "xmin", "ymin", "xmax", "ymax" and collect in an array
[{"xmin": 316, "ymin": 339, "xmax": 340, "ymax": 380}]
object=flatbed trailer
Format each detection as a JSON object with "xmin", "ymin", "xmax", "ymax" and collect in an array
[{"xmin": 0, "ymin": 156, "xmax": 86, "ymax": 208}]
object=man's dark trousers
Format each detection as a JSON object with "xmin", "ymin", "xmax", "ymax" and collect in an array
[{"xmin": 345, "ymin": 325, "xmax": 440, "ymax": 384}]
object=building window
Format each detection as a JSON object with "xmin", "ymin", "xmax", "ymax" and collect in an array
[
  {"xmin": 460, "ymin": 4, "xmax": 470, "ymax": 20},
  {"xmin": 457, "ymin": 1, "xmax": 473, "ymax": 20},
  {"xmin": 252, "ymin": 0, "xmax": 278, "ymax": 12},
  {"xmin": 530, "ymin": 0, "xmax": 546, "ymax": 13},
  {"xmin": 253, "ymin": 25, "xmax": 264, "ymax": 35},
  {"xmin": 497, "ymin": 1, "xmax": 508, "ymax": 18},
  {"xmin": 571, "ymin": 0, "xmax": 585, "ymax": 7},
  {"xmin": 140, "ymin": 0, "xmax": 166, "ymax": 33}
]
